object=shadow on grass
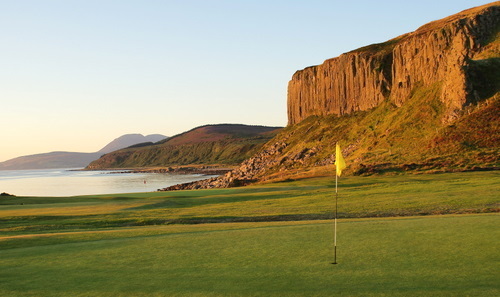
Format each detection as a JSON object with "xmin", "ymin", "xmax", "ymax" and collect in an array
[{"xmin": 124, "ymin": 188, "xmax": 322, "ymax": 211}]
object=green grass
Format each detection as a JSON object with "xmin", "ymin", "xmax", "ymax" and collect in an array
[
  {"xmin": 1, "ymin": 171, "xmax": 498, "ymax": 236},
  {"xmin": 0, "ymin": 215, "xmax": 498, "ymax": 296},
  {"xmin": 0, "ymin": 172, "xmax": 498, "ymax": 296}
]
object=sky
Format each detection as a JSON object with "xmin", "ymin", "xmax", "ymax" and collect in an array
[{"xmin": 0, "ymin": 0, "xmax": 494, "ymax": 162}]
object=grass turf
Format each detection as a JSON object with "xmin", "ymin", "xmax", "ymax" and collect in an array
[
  {"xmin": 0, "ymin": 215, "xmax": 498, "ymax": 296},
  {"xmin": 1, "ymin": 171, "xmax": 498, "ymax": 235},
  {"xmin": 0, "ymin": 171, "xmax": 498, "ymax": 296}
]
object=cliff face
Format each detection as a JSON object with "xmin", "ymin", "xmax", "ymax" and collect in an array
[{"xmin": 288, "ymin": 2, "xmax": 500, "ymax": 125}]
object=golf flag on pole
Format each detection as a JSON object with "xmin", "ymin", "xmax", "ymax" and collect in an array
[{"xmin": 335, "ymin": 143, "xmax": 346, "ymax": 177}]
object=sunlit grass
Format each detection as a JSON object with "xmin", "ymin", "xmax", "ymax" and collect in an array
[
  {"xmin": 0, "ymin": 215, "xmax": 498, "ymax": 296},
  {"xmin": 0, "ymin": 171, "xmax": 498, "ymax": 235},
  {"xmin": 0, "ymin": 201, "xmax": 150, "ymax": 216},
  {"xmin": 0, "ymin": 171, "xmax": 498, "ymax": 296}
]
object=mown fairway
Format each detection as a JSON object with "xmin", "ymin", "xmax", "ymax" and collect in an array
[{"xmin": 1, "ymin": 171, "xmax": 499, "ymax": 296}]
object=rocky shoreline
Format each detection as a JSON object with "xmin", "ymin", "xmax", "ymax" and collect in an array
[
  {"xmin": 82, "ymin": 166, "xmax": 238, "ymax": 192},
  {"xmin": 133, "ymin": 166, "xmax": 232, "ymax": 176},
  {"xmin": 158, "ymin": 140, "xmax": 289, "ymax": 191},
  {"xmin": 93, "ymin": 166, "xmax": 233, "ymax": 176}
]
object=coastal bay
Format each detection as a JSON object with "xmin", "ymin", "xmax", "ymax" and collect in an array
[{"xmin": 0, "ymin": 168, "xmax": 216, "ymax": 197}]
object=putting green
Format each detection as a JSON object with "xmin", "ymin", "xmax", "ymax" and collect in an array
[{"xmin": 1, "ymin": 214, "xmax": 498, "ymax": 296}]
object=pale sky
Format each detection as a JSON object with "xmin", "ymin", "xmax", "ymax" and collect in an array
[{"xmin": 0, "ymin": 0, "xmax": 493, "ymax": 162}]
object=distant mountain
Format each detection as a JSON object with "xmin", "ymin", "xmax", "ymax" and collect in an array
[
  {"xmin": 86, "ymin": 124, "xmax": 282, "ymax": 169},
  {"xmin": 98, "ymin": 134, "xmax": 168, "ymax": 154},
  {"xmin": 0, "ymin": 133, "xmax": 168, "ymax": 170},
  {"xmin": 0, "ymin": 152, "xmax": 103, "ymax": 171}
]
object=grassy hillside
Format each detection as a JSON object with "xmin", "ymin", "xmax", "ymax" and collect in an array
[
  {"xmin": 246, "ymin": 85, "xmax": 499, "ymax": 183},
  {"xmin": 87, "ymin": 124, "xmax": 282, "ymax": 169},
  {"xmin": 1, "ymin": 172, "xmax": 498, "ymax": 296}
]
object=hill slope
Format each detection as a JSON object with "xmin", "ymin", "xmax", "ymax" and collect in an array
[
  {"xmin": 0, "ymin": 152, "xmax": 103, "ymax": 171},
  {"xmin": 86, "ymin": 124, "xmax": 282, "ymax": 169},
  {"xmin": 97, "ymin": 134, "xmax": 167, "ymax": 154},
  {"xmin": 0, "ymin": 134, "xmax": 167, "ymax": 170}
]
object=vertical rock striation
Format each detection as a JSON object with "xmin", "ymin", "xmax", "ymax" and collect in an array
[{"xmin": 287, "ymin": 2, "xmax": 500, "ymax": 125}]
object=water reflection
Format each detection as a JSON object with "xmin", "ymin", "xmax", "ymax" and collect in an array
[{"xmin": 0, "ymin": 168, "xmax": 215, "ymax": 196}]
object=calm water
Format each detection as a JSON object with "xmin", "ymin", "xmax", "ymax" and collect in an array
[{"xmin": 0, "ymin": 168, "xmax": 214, "ymax": 196}]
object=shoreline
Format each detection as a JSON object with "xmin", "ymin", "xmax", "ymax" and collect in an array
[
  {"xmin": 1, "ymin": 167, "xmax": 222, "ymax": 197},
  {"xmin": 81, "ymin": 166, "xmax": 234, "ymax": 176}
]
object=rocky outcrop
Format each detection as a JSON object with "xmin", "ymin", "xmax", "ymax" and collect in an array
[
  {"xmin": 287, "ymin": 2, "xmax": 500, "ymax": 125},
  {"xmin": 287, "ymin": 43, "xmax": 394, "ymax": 124},
  {"xmin": 159, "ymin": 141, "xmax": 288, "ymax": 191}
]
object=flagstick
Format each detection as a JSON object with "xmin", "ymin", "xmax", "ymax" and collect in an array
[
  {"xmin": 332, "ymin": 172, "xmax": 338, "ymax": 265},
  {"xmin": 333, "ymin": 143, "xmax": 346, "ymax": 265}
]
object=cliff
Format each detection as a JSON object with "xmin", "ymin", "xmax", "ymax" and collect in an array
[
  {"xmin": 287, "ymin": 2, "xmax": 500, "ymax": 125},
  {"xmin": 162, "ymin": 89, "xmax": 500, "ymax": 191}
]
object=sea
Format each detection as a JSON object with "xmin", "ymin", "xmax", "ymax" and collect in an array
[{"xmin": 0, "ymin": 168, "xmax": 215, "ymax": 197}]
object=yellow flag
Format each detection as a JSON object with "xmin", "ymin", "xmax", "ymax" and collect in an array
[{"xmin": 335, "ymin": 143, "xmax": 346, "ymax": 177}]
